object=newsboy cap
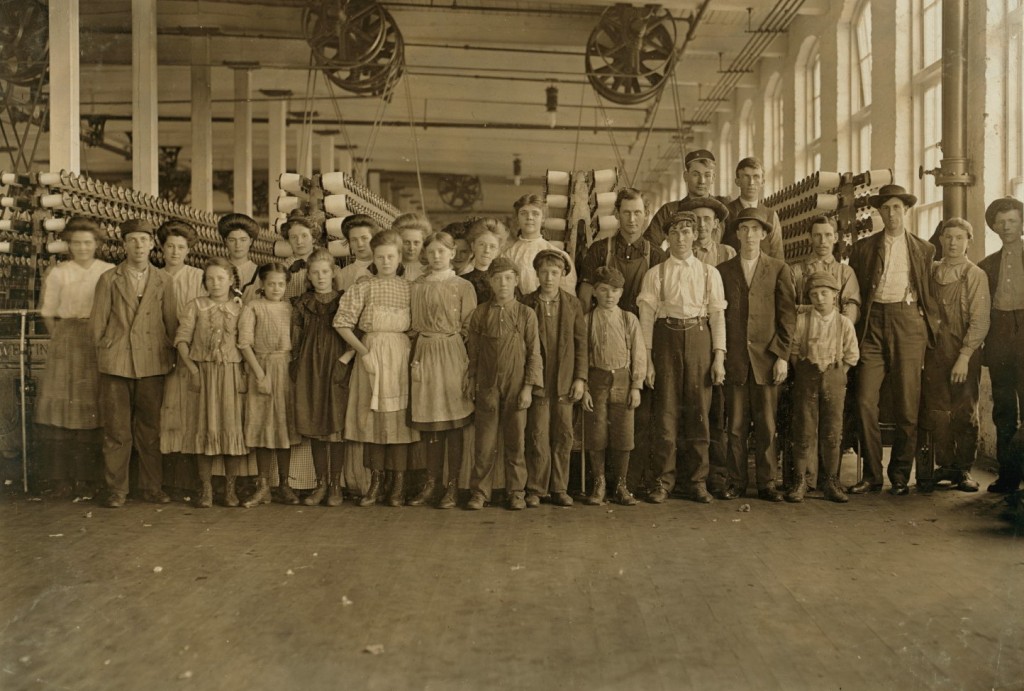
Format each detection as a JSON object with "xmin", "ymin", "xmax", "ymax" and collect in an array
[
  {"xmin": 805, "ymin": 271, "xmax": 841, "ymax": 295},
  {"xmin": 985, "ymin": 196, "xmax": 1023, "ymax": 229},
  {"xmin": 120, "ymin": 218, "xmax": 156, "ymax": 238},
  {"xmin": 487, "ymin": 256, "xmax": 520, "ymax": 277},
  {"xmin": 684, "ymin": 149, "xmax": 716, "ymax": 167}
]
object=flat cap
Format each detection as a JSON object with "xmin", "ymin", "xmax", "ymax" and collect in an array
[
  {"xmin": 684, "ymin": 149, "xmax": 716, "ymax": 167},
  {"xmin": 487, "ymin": 256, "xmax": 520, "ymax": 277},
  {"xmin": 805, "ymin": 270, "xmax": 840, "ymax": 294},
  {"xmin": 593, "ymin": 266, "xmax": 625, "ymax": 289},
  {"xmin": 985, "ymin": 196, "xmax": 1023, "ymax": 230},
  {"xmin": 120, "ymin": 218, "xmax": 156, "ymax": 237}
]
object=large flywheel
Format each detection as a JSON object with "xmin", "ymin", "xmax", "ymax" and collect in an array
[
  {"xmin": 303, "ymin": 0, "xmax": 405, "ymax": 97},
  {"xmin": 585, "ymin": 4, "xmax": 677, "ymax": 105}
]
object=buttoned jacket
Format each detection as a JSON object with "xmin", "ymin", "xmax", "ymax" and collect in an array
[
  {"xmin": 91, "ymin": 263, "xmax": 178, "ymax": 378},
  {"xmin": 719, "ymin": 253, "xmax": 796, "ymax": 385},
  {"xmin": 520, "ymin": 288, "xmax": 588, "ymax": 396},
  {"xmin": 848, "ymin": 230, "xmax": 939, "ymax": 344}
]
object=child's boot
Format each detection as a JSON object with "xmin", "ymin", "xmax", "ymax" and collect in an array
[
  {"xmin": 585, "ymin": 450, "xmax": 607, "ymax": 505},
  {"xmin": 613, "ymin": 477, "xmax": 637, "ymax": 506},
  {"xmin": 824, "ymin": 475, "xmax": 849, "ymax": 503},
  {"xmin": 407, "ymin": 472, "xmax": 438, "ymax": 506},
  {"xmin": 196, "ymin": 459, "xmax": 213, "ymax": 509},
  {"xmin": 326, "ymin": 472, "xmax": 344, "ymax": 507},
  {"xmin": 242, "ymin": 475, "xmax": 271, "ymax": 508},
  {"xmin": 224, "ymin": 474, "xmax": 239, "ymax": 507},
  {"xmin": 358, "ymin": 471, "xmax": 383, "ymax": 507},
  {"xmin": 278, "ymin": 477, "xmax": 299, "ymax": 505},
  {"xmin": 304, "ymin": 476, "xmax": 328, "ymax": 506},
  {"xmin": 437, "ymin": 480, "xmax": 458, "ymax": 509},
  {"xmin": 785, "ymin": 479, "xmax": 807, "ymax": 503},
  {"xmin": 387, "ymin": 471, "xmax": 405, "ymax": 507}
]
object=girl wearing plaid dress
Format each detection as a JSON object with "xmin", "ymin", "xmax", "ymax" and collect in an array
[{"xmin": 333, "ymin": 230, "xmax": 420, "ymax": 507}]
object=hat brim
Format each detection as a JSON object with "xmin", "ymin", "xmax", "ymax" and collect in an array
[
  {"xmin": 868, "ymin": 193, "xmax": 918, "ymax": 209},
  {"xmin": 727, "ymin": 217, "xmax": 773, "ymax": 234}
]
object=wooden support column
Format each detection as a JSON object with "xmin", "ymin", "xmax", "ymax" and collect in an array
[
  {"xmin": 335, "ymin": 149, "xmax": 353, "ymax": 175},
  {"xmin": 190, "ymin": 38, "xmax": 213, "ymax": 213},
  {"xmin": 230, "ymin": 65, "xmax": 256, "ymax": 216},
  {"xmin": 132, "ymin": 0, "xmax": 159, "ymax": 195},
  {"xmin": 49, "ymin": 0, "xmax": 80, "ymax": 173},
  {"xmin": 262, "ymin": 91, "xmax": 289, "ymax": 229},
  {"xmin": 316, "ymin": 130, "xmax": 337, "ymax": 174},
  {"xmin": 298, "ymin": 129, "xmax": 314, "ymax": 178}
]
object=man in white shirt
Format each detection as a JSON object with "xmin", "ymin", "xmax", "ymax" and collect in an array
[{"xmin": 636, "ymin": 211, "xmax": 727, "ymax": 504}]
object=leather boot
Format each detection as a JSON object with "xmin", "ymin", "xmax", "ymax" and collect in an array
[
  {"xmin": 613, "ymin": 478, "xmax": 637, "ymax": 506},
  {"xmin": 824, "ymin": 475, "xmax": 849, "ymax": 503},
  {"xmin": 584, "ymin": 476, "xmax": 606, "ymax": 505},
  {"xmin": 304, "ymin": 478, "xmax": 328, "ymax": 506},
  {"xmin": 785, "ymin": 480, "xmax": 806, "ymax": 503},
  {"xmin": 242, "ymin": 476, "xmax": 271, "ymax": 508},
  {"xmin": 326, "ymin": 473, "xmax": 344, "ymax": 507},
  {"xmin": 196, "ymin": 482, "xmax": 213, "ymax": 508},
  {"xmin": 278, "ymin": 480, "xmax": 300, "ymax": 505},
  {"xmin": 437, "ymin": 480, "xmax": 458, "ymax": 509},
  {"xmin": 358, "ymin": 471, "xmax": 382, "ymax": 507},
  {"xmin": 406, "ymin": 474, "xmax": 438, "ymax": 506},
  {"xmin": 224, "ymin": 474, "xmax": 239, "ymax": 507},
  {"xmin": 387, "ymin": 471, "xmax": 405, "ymax": 507}
]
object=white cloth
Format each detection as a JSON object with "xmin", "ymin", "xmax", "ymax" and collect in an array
[
  {"xmin": 636, "ymin": 254, "xmax": 726, "ymax": 347},
  {"xmin": 501, "ymin": 237, "xmax": 578, "ymax": 293},
  {"xmin": 740, "ymin": 255, "xmax": 759, "ymax": 286},
  {"xmin": 876, "ymin": 233, "xmax": 914, "ymax": 303}
]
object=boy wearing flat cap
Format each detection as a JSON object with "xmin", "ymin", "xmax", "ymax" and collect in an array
[
  {"xmin": 581, "ymin": 267, "xmax": 647, "ymax": 506},
  {"xmin": 786, "ymin": 271, "xmax": 859, "ymax": 503},
  {"xmin": 645, "ymin": 150, "xmax": 731, "ymax": 248},
  {"xmin": 848, "ymin": 183, "xmax": 939, "ymax": 496},
  {"xmin": 465, "ymin": 257, "xmax": 543, "ymax": 511},
  {"xmin": 520, "ymin": 250, "xmax": 587, "ymax": 508},
  {"xmin": 90, "ymin": 218, "xmax": 178, "ymax": 508},
  {"xmin": 978, "ymin": 196, "xmax": 1024, "ymax": 495}
]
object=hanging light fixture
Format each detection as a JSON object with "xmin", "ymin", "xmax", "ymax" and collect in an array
[
  {"xmin": 513, "ymin": 155, "xmax": 522, "ymax": 186},
  {"xmin": 546, "ymin": 85, "xmax": 558, "ymax": 128}
]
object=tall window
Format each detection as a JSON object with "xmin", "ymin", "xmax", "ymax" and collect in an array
[
  {"xmin": 913, "ymin": 0, "xmax": 943, "ymax": 236},
  {"xmin": 795, "ymin": 38, "xmax": 822, "ymax": 178},
  {"xmin": 718, "ymin": 121, "xmax": 734, "ymax": 197},
  {"xmin": 763, "ymin": 73, "xmax": 784, "ymax": 191},
  {"xmin": 851, "ymin": 1, "xmax": 873, "ymax": 171},
  {"xmin": 1007, "ymin": 0, "xmax": 1024, "ymax": 200}
]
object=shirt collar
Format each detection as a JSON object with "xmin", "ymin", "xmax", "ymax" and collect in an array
[{"xmin": 666, "ymin": 253, "xmax": 699, "ymax": 267}]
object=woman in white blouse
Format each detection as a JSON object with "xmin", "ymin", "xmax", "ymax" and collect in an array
[{"xmin": 36, "ymin": 216, "xmax": 114, "ymax": 499}]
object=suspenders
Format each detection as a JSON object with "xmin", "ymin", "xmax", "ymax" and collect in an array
[
  {"xmin": 658, "ymin": 259, "xmax": 711, "ymax": 320},
  {"xmin": 604, "ymin": 236, "xmax": 651, "ymax": 268}
]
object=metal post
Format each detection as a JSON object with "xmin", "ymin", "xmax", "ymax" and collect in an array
[{"xmin": 938, "ymin": 0, "xmax": 973, "ymax": 218}]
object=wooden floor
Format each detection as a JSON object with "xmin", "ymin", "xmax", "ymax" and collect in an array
[{"xmin": 2, "ymin": 461, "xmax": 1022, "ymax": 691}]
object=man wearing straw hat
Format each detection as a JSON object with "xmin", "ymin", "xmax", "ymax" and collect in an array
[{"xmin": 847, "ymin": 184, "xmax": 939, "ymax": 496}]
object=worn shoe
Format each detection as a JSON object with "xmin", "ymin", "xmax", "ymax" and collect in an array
[
  {"xmin": 889, "ymin": 481, "xmax": 910, "ymax": 496},
  {"xmin": 987, "ymin": 477, "xmax": 1021, "ymax": 494},
  {"xmin": 613, "ymin": 478, "xmax": 638, "ymax": 506},
  {"xmin": 508, "ymin": 491, "xmax": 527, "ymax": 510},
  {"xmin": 646, "ymin": 486, "xmax": 668, "ymax": 504},
  {"xmin": 784, "ymin": 482, "xmax": 807, "ymax": 503},
  {"xmin": 406, "ymin": 475, "xmax": 438, "ymax": 507},
  {"xmin": 304, "ymin": 481, "xmax": 328, "ymax": 506},
  {"xmin": 437, "ymin": 481, "xmax": 458, "ymax": 509},
  {"xmin": 223, "ymin": 478, "xmax": 239, "ymax": 508},
  {"xmin": 277, "ymin": 483, "xmax": 300, "ymax": 505},
  {"xmin": 823, "ymin": 477, "xmax": 849, "ymax": 503},
  {"xmin": 103, "ymin": 491, "xmax": 127, "ymax": 509},
  {"xmin": 524, "ymin": 493, "xmax": 541, "ymax": 508},
  {"xmin": 465, "ymin": 491, "xmax": 486, "ymax": 510},
  {"xmin": 916, "ymin": 480, "xmax": 936, "ymax": 494},
  {"xmin": 141, "ymin": 489, "xmax": 171, "ymax": 504},
  {"xmin": 933, "ymin": 467, "xmax": 960, "ymax": 483},
  {"xmin": 195, "ymin": 482, "xmax": 213, "ymax": 509},
  {"xmin": 758, "ymin": 486, "xmax": 784, "ymax": 502},
  {"xmin": 358, "ymin": 471, "xmax": 383, "ymax": 507},
  {"xmin": 584, "ymin": 476, "xmax": 606, "ymax": 506},
  {"xmin": 715, "ymin": 485, "xmax": 740, "ymax": 500},
  {"xmin": 386, "ymin": 472, "xmax": 406, "ymax": 508},
  {"xmin": 686, "ymin": 485, "xmax": 713, "ymax": 504},
  {"xmin": 326, "ymin": 481, "xmax": 344, "ymax": 507},
  {"xmin": 551, "ymin": 492, "xmax": 574, "ymax": 507},
  {"xmin": 242, "ymin": 478, "xmax": 271, "ymax": 508},
  {"xmin": 848, "ymin": 480, "xmax": 882, "ymax": 494},
  {"xmin": 957, "ymin": 472, "xmax": 980, "ymax": 492}
]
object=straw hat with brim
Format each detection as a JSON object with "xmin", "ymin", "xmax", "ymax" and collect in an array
[
  {"xmin": 726, "ymin": 206, "xmax": 773, "ymax": 235},
  {"xmin": 985, "ymin": 196, "xmax": 1023, "ymax": 230},
  {"xmin": 676, "ymin": 196, "xmax": 730, "ymax": 223},
  {"xmin": 868, "ymin": 184, "xmax": 918, "ymax": 209}
]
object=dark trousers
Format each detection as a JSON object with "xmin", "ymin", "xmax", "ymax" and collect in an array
[
  {"xmin": 707, "ymin": 384, "xmax": 728, "ymax": 491},
  {"xmin": 918, "ymin": 341, "xmax": 981, "ymax": 477},
  {"xmin": 648, "ymin": 319, "xmax": 711, "ymax": 493},
  {"xmin": 791, "ymin": 360, "xmax": 847, "ymax": 481},
  {"xmin": 471, "ymin": 388, "xmax": 527, "ymax": 498},
  {"xmin": 526, "ymin": 394, "xmax": 574, "ymax": 496},
  {"xmin": 726, "ymin": 376, "xmax": 780, "ymax": 492},
  {"xmin": 98, "ymin": 374, "xmax": 164, "ymax": 495},
  {"xmin": 987, "ymin": 309, "xmax": 1024, "ymax": 485},
  {"xmin": 856, "ymin": 302, "xmax": 927, "ymax": 485}
]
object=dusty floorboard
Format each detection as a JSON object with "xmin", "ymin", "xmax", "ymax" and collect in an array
[{"xmin": 1, "ymin": 467, "xmax": 1022, "ymax": 691}]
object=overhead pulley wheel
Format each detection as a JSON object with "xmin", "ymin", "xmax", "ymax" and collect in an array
[
  {"xmin": 585, "ymin": 3, "xmax": 677, "ymax": 105},
  {"xmin": 0, "ymin": 0, "xmax": 48, "ymax": 87},
  {"xmin": 437, "ymin": 175, "xmax": 482, "ymax": 211}
]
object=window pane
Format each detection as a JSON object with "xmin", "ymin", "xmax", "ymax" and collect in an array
[
  {"xmin": 855, "ymin": 3, "xmax": 873, "ymax": 109},
  {"xmin": 921, "ymin": 0, "xmax": 942, "ymax": 67}
]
